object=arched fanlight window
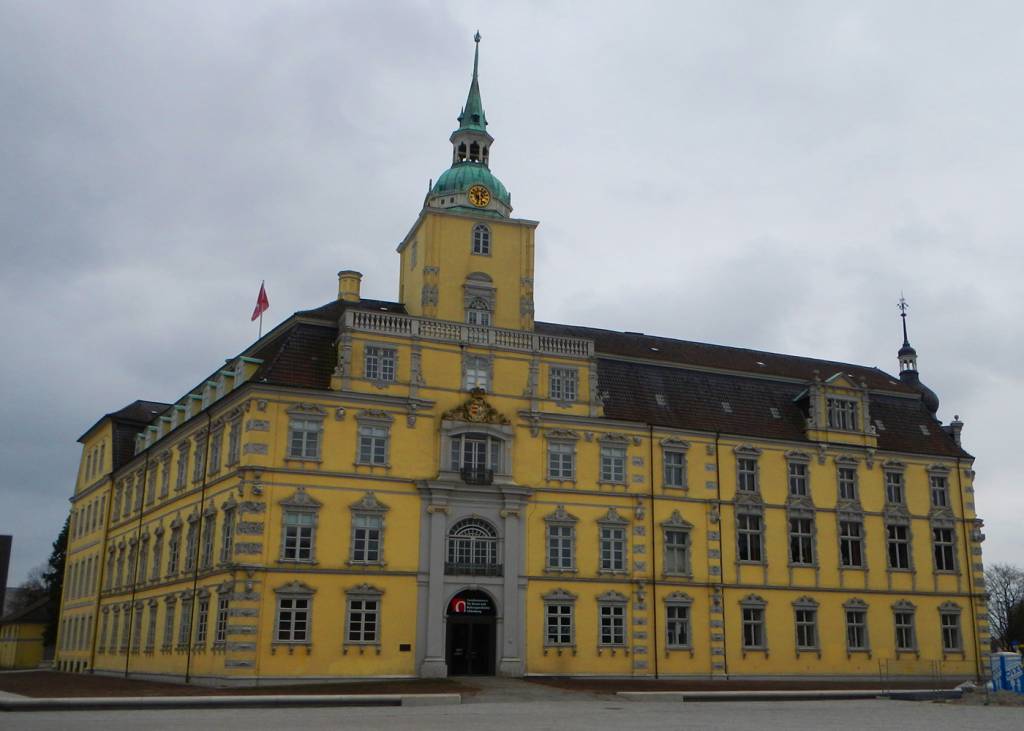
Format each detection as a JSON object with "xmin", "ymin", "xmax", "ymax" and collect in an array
[
  {"xmin": 466, "ymin": 297, "xmax": 491, "ymax": 327},
  {"xmin": 472, "ymin": 224, "xmax": 491, "ymax": 255},
  {"xmin": 446, "ymin": 518, "xmax": 499, "ymax": 572}
]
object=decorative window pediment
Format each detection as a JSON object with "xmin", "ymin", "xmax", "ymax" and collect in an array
[
  {"xmin": 279, "ymin": 487, "xmax": 322, "ymax": 510},
  {"xmin": 546, "ymin": 429, "xmax": 580, "ymax": 441},
  {"xmin": 597, "ymin": 507, "xmax": 629, "ymax": 526},
  {"xmin": 287, "ymin": 403, "xmax": 326, "ymax": 417},
  {"xmin": 170, "ymin": 515, "xmax": 183, "ymax": 529},
  {"xmin": 596, "ymin": 590, "xmax": 628, "ymax": 603},
  {"xmin": 274, "ymin": 580, "xmax": 317, "ymax": 596},
  {"xmin": 661, "ymin": 510, "xmax": 693, "ymax": 530},
  {"xmin": 734, "ymin": 445, "xmax": 763, "ymax": 457},
  {"xmin": 883, "ymin": 460, "xmax": 906, "ymax": 472},
  {"xmin": 351, "ymin": 491, "xmax": 389, "ymax": 514},
  {"xmin": 785, "ymin": 450, "xmax": 811, "ymax": 464},
  {"xmin": 792, "ymin": 595, "xmax": 819, "ymax": 610},
  {"xmin": 664, "ymin": 591, "xmax": 693, "ymax": 605},
  {"xmin": 844, "ymin": 597, "xmax": 868, "ymax": 610},
  {"xmin": 542, "ymin": 588, "xmax": 577, "ymax": 602},
  {"xmin": 598, "ymin": 432, "xmax": 630, "ymax": 445},
  {"xmin": 545, "ymin": 505, "xmax": 578, "ymax": 524},
  {"xmin": 660, "ymin": 437, "xmax": 690, "ymax": 450},
  {"xmin": 740, "ymin": 594, "xmax": 767, "ymax": 608},
  {"xmin": 346, "ymin": 583, "xmax": 384, "ymax": 597},
  {"xmin": 356, "ymin": 409, "xmax": 394, "ymax": 424},
  {"xmin": 891, "ymin": 599, "xmax": 916, "ymax": 612}
]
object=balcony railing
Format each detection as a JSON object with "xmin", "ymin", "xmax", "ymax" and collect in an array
[
  {"xmin": 460, "ymin": 466, "xmax": 494, "ymax": 485},
  {"xmin": 444, "ymin": 562, "xmax": 503, "ymax": 577},
  {"xmin": 344, "ymin": 309, "xmax": 594, "ymax": 358}
]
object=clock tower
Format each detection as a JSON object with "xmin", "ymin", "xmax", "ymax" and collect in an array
[{"xmin": 397, "ymin": 33, "xmax": 537, "ymax": 330}]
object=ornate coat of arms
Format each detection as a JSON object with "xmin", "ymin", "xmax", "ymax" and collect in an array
[{"xmin": 442, "ymin": 388, "xmax": 510, "ymax": 424}]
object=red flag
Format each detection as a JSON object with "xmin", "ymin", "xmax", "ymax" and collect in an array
[{"xmin": 251, "ymin": 281, "xmax": 269, "ymax": 321}]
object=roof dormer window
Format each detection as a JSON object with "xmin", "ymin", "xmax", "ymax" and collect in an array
[{"xmin": 826, "ymin": 398, "xmax": 858, "ymax": 431}]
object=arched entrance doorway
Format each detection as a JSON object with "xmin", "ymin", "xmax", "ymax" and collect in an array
[{"xmin": 445, "ymin": 589, "xmax": 496, "ymax": 676}]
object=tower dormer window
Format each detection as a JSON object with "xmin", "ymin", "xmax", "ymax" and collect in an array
[
  {"xmin": 469, "ymin": 141, "xmax": 480, "ymax": 161},
  {"xmin": 472, "ymin": 224, "xmax": 491, "ymax": 255}
]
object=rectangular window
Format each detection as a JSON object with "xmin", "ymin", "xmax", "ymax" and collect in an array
[
  {"xmin": 547, "ymin": 525, "xmax": 575, "ymax": 570},
  {"xmin": 894, "ymin": 611, "xmax": 916, "ymax": 651},
  {"xmin": 547, "ymin": 442, "xmax": 575, "ymax": 480},
  {"xmin": 742, "ymin": 607, "xmax": 765, "ymax": 649},
  {"xmin": 599, "ymin": 526, "xmax": 626, "ymax": 572},
  {"xmin": 941, "ymin": 612, "xmax": 962, "ymax": 651},
  {"xmin": 663, "ymin": 450, "xmax": 686, "ymax": 488},
  {"xmin": 885, "ymin": 471, "xmax": 904, "ymax": 504},
  {"xmin": 162, "ymin": 603, "xmax": 175, "ymax": 650},
  {"xmin": 464, "ymin": 355, "xmax": 490, "ymax": 391},
  {"xmin": 364, "ymin": 346, "xmax": 397, "ymax": 382},
  {"xmin": 288, "ymin": 419, "xmax": 321, "ymax": 459},
  {"xmin": 351, "ymin": 514, "xmax": 382, "ymax": 563},
  {"xmin": 839, "ymin": 520, "xmax": 864, "ymax": 568},
  {"xmin": 196, "ymin": 598, "xmax": 209, "ymax": 645},
  {"xmin": 220, "ymin": 510, "xmax": 235, "ymax": 563},
  {"xmin": 933, "ymin": 527, "xmax": 956, "ymax": 572},
  {"xmin": 131, "ymin": 607, "xmax": 143, "ymax": 653},
  {"xmin": 276, "ymin": 596, "xmax": 310, "ymax": 642},
  {"xmin": 282, "ymin": 511, "xmax": 315, "ymax": 561},
  {"xmin": 109, "ymin": 613, "xmax": 119, "ymax": 654},
  {"xmin": 167, "ymin": 528, "xmax": 181, "ymax": 576},
  {"xmin": 549, "ymin": 367, "xmax": 578, "ymax": 402},
  {"xmin": 346, "ymin": 597, "xmax": 379, "ymax": 644},
  {"xmin": 846, "ymin": 609, "xmax": 868, "ymax": 650},
  {"xmin": 357, "ymin": 425, "xmax": 389, "ymax": 465},
  {"xmin": 599, "ymin": 605, "xmax": 625, "ymax": 646},
  {"xmin": 837, "ymin": 467, "xmax": 858, "ymax": 501},
  {"xmin": 200, "ymin": 515, "xmax": 215, "ymax": 569},
  {"xmin": 827, "ymin": 398, "xmax": 858, "ymax": 430},
  {"xmin": 146, "ymin": 470, "xmax": 157, "ymax": 504},
  {"xmin": 737, "ymin": 513, "xmax": 762, "ymax": 562},
  {"xmin": 600, "ymin": 446, "xmax": 626, "ymax": 483},
  {"xmin": 545, "ymin": 603, "xmax": 573, "ymax": 645},
  {"xmin": 227, "ymin": 421, "xmax": 241, "ymax": 466},
  {"xmin": 214, "ymin": 597, "xmax": 229, "ymax": 643},
  {"xmin": 178, "ymin": 599, "xmax": 193, "ymax": 648},
  {"xmin": 159, "ymin": 460, "xmax": 170, "ymax": 498},
  {"xmin": 788, "ymin": 462, "xmax": 808, "ymax": 496},
  {"xmin": 146, "ymin": 604, "xmax": 157, "ymax": 652},
  {"xmin": 663, "ymin": 529, "xmax": 690, "ymax": 575},
  {"xmin": 175, "ymin": 448, "xmax": 189, "ymax": 491},
  {"xmin": 666, "ymin": 604, "xmax": 690, "ymax": 648},
  {"xmin": 737, "ymin": 458, "xmax": 758, "ymax": 492},
  {"xmin": 795, "ymin": 608, "xmax": 817, "ymax": 650},
  {"xmin": 192, "ymin": 438, "xmax": 206, "ymax": 482},
  {"xmin": 208, "ymin": 431, "xmax": 222, "ymax": 474},
  {"xmin": 789, "ymin": 517, "xmax": 815, "ymax": 565},
  {"xmin": 930, "ymin": 474, "xmax": 950, "ymax": 507},
  {"xmin": 887, "ymin": 524, "xmax": 911, "ymax": 569},
  {"xmin": 184, "ymin": 522, "xmax": 198, "ymax": 571}
]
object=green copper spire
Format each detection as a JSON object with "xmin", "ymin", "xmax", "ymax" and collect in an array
[{"xmin": 457, "ymin": 31, "xmax": 487, "ymax": 133}]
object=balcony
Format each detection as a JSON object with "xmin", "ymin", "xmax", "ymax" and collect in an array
[
  {"xmin": 444, "ymin": 562, "xmax": 503, "ymax": 577},
  {"xmin": 460, "ymin": 466, "xmax": 494, "ymax": 485}
]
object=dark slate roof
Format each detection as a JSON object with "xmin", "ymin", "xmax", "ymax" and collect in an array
[
  {"xmin": 252, "ymin": 322, "xmax": 337, "ymax": 389},
  {"xmin": 79, "ymin": 399, "xmax": 171, "ymax": 442},
  {"xmin": 295, "ymin": 298, "xmax": 408, "ymax": 322}
]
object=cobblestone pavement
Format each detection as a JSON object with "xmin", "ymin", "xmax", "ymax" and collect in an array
[{"xmin": 7, "ymin": 697, "xmax": 1022, "ymax": 731}]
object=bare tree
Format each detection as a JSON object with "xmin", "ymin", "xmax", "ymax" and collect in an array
[{"xmin": 984, "ymin": 563, "xmax": 1024, "ymax": 649}]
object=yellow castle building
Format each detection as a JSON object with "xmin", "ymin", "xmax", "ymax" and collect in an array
[{"xmin": 55, "ymin": 36, "xmax": 989, "ymax": 684}]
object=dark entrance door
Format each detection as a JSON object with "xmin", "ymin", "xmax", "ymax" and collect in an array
[{"xmin": 445, "ymin": 590, "xmax": 496, "ymax": 676}]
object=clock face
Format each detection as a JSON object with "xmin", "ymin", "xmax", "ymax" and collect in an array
[{"xmin": 468, "ymin": 185, "xmax": 491, "ymax": 207}]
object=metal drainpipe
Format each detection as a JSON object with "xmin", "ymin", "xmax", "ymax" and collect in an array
[
  {"xmin": 647, "ymin": 424, "xmax": 659, "ymax": 679},
  {"xmin": 184, "ymin": 410, "xmax": 214, "ymax": 684},
  {"xmin": 87, "ymin": 473, "xmax": 115, "ymax": 673},
  {"xmin": 714, "ymin": 431, "xmax": 729, "ymax": 677},
  {"xmin": 955, "ymin": 456, "xmax": 984, "ymax": 681},
  {"xmin": 123, "ymin": 450, "xmax": 151, "ymax": 678}
]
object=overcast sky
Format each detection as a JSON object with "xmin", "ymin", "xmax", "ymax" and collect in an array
[{"xmin": 2, "ymin": 1, "xmax": 1022, "ymax": 585}]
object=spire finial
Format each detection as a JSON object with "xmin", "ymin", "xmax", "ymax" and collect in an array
[
  {"xmin": 472, "ymin": 31, "xmax": 481, "ymax": 80},
  {"xmin": 897, "ymin": 292, "xmax": 910, "ymax": 346}
]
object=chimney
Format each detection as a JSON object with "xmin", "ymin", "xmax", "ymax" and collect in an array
[
  {"xmin": 337, "ymin": 270, "xmax": 362, "ymax": 303},
  {"xmin": 947, "ymin": 414, "xmax": 964, "ymax": 447}
]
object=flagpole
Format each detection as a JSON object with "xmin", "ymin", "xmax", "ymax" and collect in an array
[{"xmin": 259, "ymin": 311, "xmax": 263, "ymax": 339}]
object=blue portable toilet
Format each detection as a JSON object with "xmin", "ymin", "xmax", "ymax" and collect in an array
[{"xmin": 990, "ymin": 652, "xmax": 1023, "ymax": 693}]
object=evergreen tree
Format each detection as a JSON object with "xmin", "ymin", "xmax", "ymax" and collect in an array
[{"xmin": 41, "ymin": 516, "xmax": 68, "ymax": 646}]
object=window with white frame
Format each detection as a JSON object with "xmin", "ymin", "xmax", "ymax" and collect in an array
[
  {"xmin": 208, "ymin": 429, "xmax": 223, "ymax": 474},
  {"xmin": 463, "ymin": 355, "xmax": 490, "ymax": 391},
  {"xmin": 275, "ymin": 587, "xmax": 313, "ymax": 644},
  {"xmin": 837, "ymin": 465, "xmax": 858, "ymax": 501},
  {"xmin": 184, "ymin": 517, "xmax": 199, "ymax": 571},
  {"xmin": 599, "ymin": 524, "xmax": 626, "ymax": 573},
  {"xmin": 887, "ymin": 523, "xmax": 912, "ymax": 570},
  {"xmin": 159, "ymin": 456, "xmax": 171, "ymax": 498},
  {"xmin": 449, "ymin": 432, "xmax": 504, "ymax": 473},
  {"xmin": 663, "ymin": 448, "xmax": 687, "ymax": 488},
  {"xmin": 600, "ymin": 444, "xmax": 626, "ymax": 483},
  {"xmin": 196, "ymin": 596, "xmax": 209, "ymax": 646},
  {"xmin": 664, "ymin": 528, "xmax": 690, "ymax": 576},
  {"xmin": 598, "ymin": 594, "xmax": 627, "ymax": 646},
  {"xmin": 364, "ymin": 346, "xmax": 397, "ymax": 382},
  {"xmin": 131, "ymin": 604, "xmax": 143, "ymax": 653},
  {"xmin": 885, "ymin": 470, "xmax": 905, "ymax": 504},
  {"xmin": 351, "ymin": 514, "xmax": 383, "ymax": 564},
  {"xmin": 200, "ymin": 512, "xmax": 215, "ymax": 569},
  {"xmin": 288, "ymin": 418, "xmax": 322, "ymax": 460},
  {"xmin": 737, "ymin": 456, "xmax": 759, "ymax": 492},
  {"xmin": 357, "ymin": 424, "xmax": 389, "ymax": 465},
  {"xmin": 446, "ymin": 518, "xmax": 499, "ymax": 571},
  {"xmin": 465, "ymin": 298, "xmax": 492, "ymax": 326},
  {"xmin": 191, "ymin": 436, "xmax": 206, "ymax": 482},
  {"xmin": 175, "ymin": 445, "xmax": 189, "ymax": 491},
  {"xmin": 741, "ymin": 597, "xmax": 767, "ymax": 650},
  {"xmin": 282, "ymin": 511, "xmax": 316, "ymax": 562},
  {"xmin": 178, "ymin": 596, "xmax": 193, "ymax": 648},
  {"xmin": 227, "ymin": 419, "xmax": 241, "ymax": 466},
  {"xmin": 346, "ymin": 587, "xmax": 382, "ymax": 645},
  {"xmin": 145, "ymin": 601, "xmax": 157, "ymax": 652},
  {"xmin": 845, "ymin": 602, "xmax": 869, "ymax": 651},
  {"xmin": 545, "ymin": 507, "xmax": 577, "ymax": 571},
  {"xmin": 930, "ymin": 472, "xmax": 950, "ymax": 507},
  {"xmin": 839, "ymin": 519, "xmax": 864, "ymax": 568},
  {"xmin": 737, "ymin": 512, "xmax": 763, "ymax": 562},
  {"xmin": 109, "ymin": 609, "xmax": 120, "ymax": 653},
  {"xmin": 665, "ymin": 597, "xmax": 692, "ymax": 649},
  {"xmin": 789, "ymin": 516, "xmax": 815, "ymax": 565},
  {"xmin": 214, "ymin": 595, "xmax": 229, "ymax": 644},
  {"xmin": 547, "ymin": 440, "xmax": 575, "ymax": 480},
  {"xmin": 788, "ymin": 461, "xmax": 809, "ymax": 496},
  {"xmin": 793, "ymin": 598, "xmax": 819, "ymax": 651},
  {"xmin": 543, "ymin": 590, "xmax": 575, "ymax": 646},
  {"xmin": 826, "ymin": 398, "xmax": 858, "ymax": 430},
  {"xmin": 933, "ymin": 526, "xmax": 956, "ymax": 572},
  {"xmin": 162, "ymin": 599, "xmax": 175, "ymax": 650},
  {"xmin": 549, "ymin": 367, "xmax": 578, "ymax": 402},
  {"xmin": 167, "ymin": 525, "xmax": 181, "ymax": 576},
  {"xmin": 940, "ymin": 605, "xmax": 962, "ymax": 651},
  {"xmin": 151, "ymin": 530, "xmax": 163, "ymax": 581},
  {"xmin": 220, "ymin": 507, "xmax": 235, "ymax": 563},
  {"xmin": 893, "ymin": 604, "xmax": 916, "ymax": 651},
  {"xmin": 471, "ymin": 223, "xmax": 491, "ymax": 255}
]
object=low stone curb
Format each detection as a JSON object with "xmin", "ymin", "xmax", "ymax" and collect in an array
[
  {"xmin": 617, "ymin": 688, "xmax": 962, "ymax": 703},
  {"xmin": 0, "ymin": 692, "xmax": 462, "ymax": 712}
]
